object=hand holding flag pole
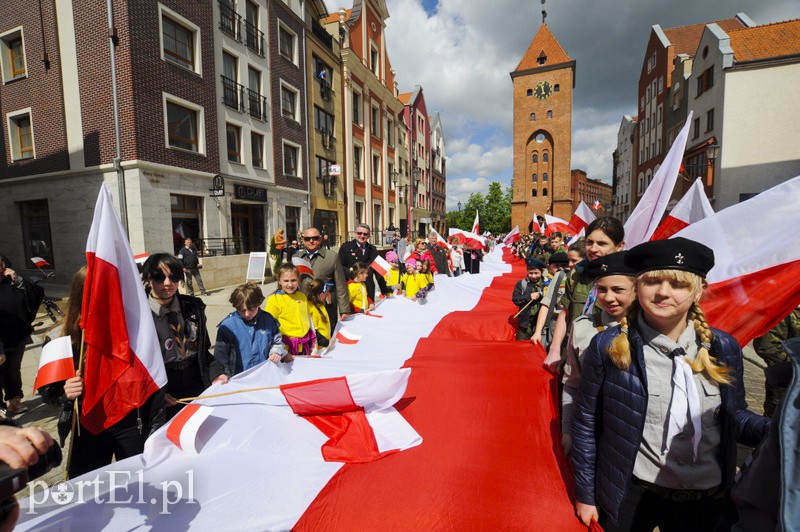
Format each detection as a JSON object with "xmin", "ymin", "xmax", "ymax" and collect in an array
[{"xmin": 65, "ymin": 331, "xmax": 86, "ymax": 481}]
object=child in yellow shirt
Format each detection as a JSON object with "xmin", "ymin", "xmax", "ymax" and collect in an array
[
  {"xmin": 265, "ymin": 263, "xmax": 314, "ymax": 357},
  {"xmin": 402, "ymin": 258, "xmax": 424, "ymax": 299},
  {"xmin": 347, "ymin": 262, "xmax": 374, "ymax": 313},
  {"xmin": 384, "ymin": 251, "xmax": 402, "ymax": 295},
  {"xmin": 305, "ymin": 279, "xmax": 331, "ymax": 348}
]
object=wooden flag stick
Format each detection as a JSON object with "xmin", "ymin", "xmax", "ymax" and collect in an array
[
  {"xmin": 512, "ymin": 297, "xmax": 536, "ymax": 319},
  {"xmin": 176, "ymin": 384, "xmax": 281, "ymax": 404},
  {"xmin": 64, "ymin": 330, "xmax": 86, "ymax": 481}
]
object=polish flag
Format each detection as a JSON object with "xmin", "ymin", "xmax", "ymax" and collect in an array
[
  {"xmin": 532, "ymin": 213, "xmax": 543, "ymax": 234},
  {"xmin": 650, "ymin": 178, "xmax": 714, "ymax": 241},
  {"xmin": 133, "ymin": 253, "xmax": 150, "ymax": 265},
  {"xmin": 335, "ymin": 328, "xmax": 362, "ymax": 345},
  {"xmin": 166, "ymin": 404, "xmax": 214, "ymax": 454},
  {"xmin": 592, "ymin": 200, "xmax": 603, "ymax": 211},
  {"xmin": 624, "ymin": 112, "xmax": 693, "ymax": 247},
  {"xmin": 30, "ymin": 257, "xmax": 50, "ymax": 269},
  {"xmin": 81, "ymin": 183, "xmax": 167, "ymax": 435},
  {"xmin": 370, "ymin": 255, "xmax": 391, "ymax": 277},
  {"xmin": 675, "ymin": 174, "xmax": 800, "ymax": 346},
  {"xmin": 471, "ymin": 211, "xmax": 480, "ymax": 234},
  {"xmin": 567, "ymin": 228, "xmax": 586, "ymax": 246},
  {"xmin": 543, "ymin": 214, "xmax": 570, "ymax": 236},
  {"xmin": 568, "ymin": 202, "xmax": 597, "ymax": 234},
  {"xmin": 503, "ymin": 226, "xmax": 520, "ymax": 246},
  {"xmin": 447, "ymin": 229, "xmax": 486, "ymax": 250},
  {"xmin": 430, "ymin": 228, "xmax": 451, "ymax": 249},
  {"xmin": 292, "ymin": 257, "xmax": 315, "ymax": 277},
  {"xmin": 33, "ymin": 336, "xmax": 75, "ymax": 391}
]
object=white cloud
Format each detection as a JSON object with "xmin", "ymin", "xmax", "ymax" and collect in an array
[{"xmin": 445, "ymin": 176, "xmax": 493, "ymax": 210}]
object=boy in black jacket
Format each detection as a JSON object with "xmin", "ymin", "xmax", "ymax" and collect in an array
[{"xmin": 512, "ymin": 258, "xmax": 546, "ymax": 340}]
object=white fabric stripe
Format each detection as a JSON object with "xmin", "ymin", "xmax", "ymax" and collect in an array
[
  {"xmin": 37, "ymin": 335, "xmax": 73, "ymax": 367},
  {"xmin": 178, "ymin": 405, "xmax": 214, "ymax": 454},
  {"xmin": 366, "ymin": 407, "xmax": 424, "ymax": 453}
]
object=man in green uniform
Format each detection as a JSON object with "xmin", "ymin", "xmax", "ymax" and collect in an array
[{"xmin": 754, "ymin": 305, "xmax": 800, "ymax": 417}]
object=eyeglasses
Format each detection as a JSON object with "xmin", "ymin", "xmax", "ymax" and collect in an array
[
  {"xmin": 151, "ymin": 272, "xmax": 183, "ymax": 283},
  {"xmin": 303, "ymin": 236, "xmax": 321, "ymax": 242},
  {"xmin": 355, "ymin": 232, "xmax": 370, "ymax": 236}
]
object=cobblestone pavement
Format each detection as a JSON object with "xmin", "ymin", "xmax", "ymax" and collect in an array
[{"xmin": 13, "ymin": 281, "xmax": 771, "ymax": 502}]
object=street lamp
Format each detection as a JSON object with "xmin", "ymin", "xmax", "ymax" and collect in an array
[
  {"xmin": 705, "ymin": 144, "xmax": 719, "ymax": 166},
  {"xmin": 457, "ymin": 201, "xmax": 461, "ymax": 211}
]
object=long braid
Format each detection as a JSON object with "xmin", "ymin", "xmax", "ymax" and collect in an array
[
  {"xmin": 687, "ymin": 302, "xmax": 733, "ymax": 385},
  {"xmin": 608, "ymin": 302, "xmax": 638, "ymax": 369}
]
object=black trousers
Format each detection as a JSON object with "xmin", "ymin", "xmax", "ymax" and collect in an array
[
  {"xmin": 165, "ymin": 361, "xmax": 206, "ymax": 420},
  {"xmin": 0, "ymin": 345, "xmax": 25, "ymax": 404},
  {"xmin": 602, "ymin": 480, "xmax": 726, "ymax": 532},
  {"xmin": 70, "ymin": 408, "xmax": 146, "ymax": 478}
]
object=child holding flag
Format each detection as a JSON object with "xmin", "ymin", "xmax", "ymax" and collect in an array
[
  {"xmin": 347, "ymin": 262, "xmax": 374, "ymax": 313},
  {"xmin": 305, "ymin": 279, "xmax": 332, "ymax": 348},
  {"xmin": 265, "ymin": 263, "xmax": 314, "ymax": 358},
  {"xmin": 383, "ymin": 251, "xmax": 402, "ymax": 294}
]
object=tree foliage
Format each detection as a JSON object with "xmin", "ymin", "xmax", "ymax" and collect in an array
[{"xmin": 447, "ymin": 181, "xmax": 512, "ymax": 235}]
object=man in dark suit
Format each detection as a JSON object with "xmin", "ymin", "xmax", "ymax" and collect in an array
[
  {"xmin": 339, "ymin": 224, "xmax": 390, "ymax": 300},
  {"xmin": 296, "ymin": 227, "xmax": 351, "ymax": 328}
]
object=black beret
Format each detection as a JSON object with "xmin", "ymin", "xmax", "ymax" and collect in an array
[
  {"xmin": 624, "ymin": 237, "xmax": 715, "ymax": 278},
  {"xmin": 585, "ymin": 251, "xmax": 636, "ymax": 280},
  {"xmin": 548, "ymin": 252, "xmax": 569, "ymax": 265},
  {"xmin": 525, "ymin": 257, "xmax": 546, "ymax": 270}
]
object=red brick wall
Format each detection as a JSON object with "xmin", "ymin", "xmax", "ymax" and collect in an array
[
  {"xmin": 269, "ymin": 1, "xmax": 307, "ymax": 192},
  {"xmin": 0, "ymin": 0, "xmax": 70, "ymax": 179}
]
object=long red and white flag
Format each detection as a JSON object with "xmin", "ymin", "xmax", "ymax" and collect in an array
[
  {"xmin": 543, "ymin": 214, "xmax": 570, "ymax": 236},
  {"xmin": 650, "ymin": 178, "xmax": 714, "ymax": 241},
  {"xmin": 624, "ymin": 112, "xmax": 693, "ymax": 247},
  {"xmin": 503, "ymin": 226, "xmax": 520, "ymax": 245},
  {"xmin": 370, "ymin": 255, "xmax": 391, "ymax": 277},
  {"xmin": 81, "ymin": 183, "xmax": 167, "ymax": 434},
  {"xmin": 471, "ymin": 211, "xmax": 480, "ymax": 234},
  {"xmin": 675, "ymin": 174, "xmax": 800, "ymax": 345},
  {"xmin": 292, "ymin": 256, "xmax": 315, "ymax": 277},
  {"xmin": 33, "ymin": 335, "xmax": 75, "ymax": 391},
  {"xmin": 568, "ymin": 201, "xmax": 597, "ymax": 234},
  {"xmin": 448, "ymin": 228, "xmax": 486, "ymax": 250}
]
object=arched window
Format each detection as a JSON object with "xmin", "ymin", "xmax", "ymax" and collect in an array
[
  {"xmin": 554, "ymin": 84, "xmax": 560, "ymax": 92},
  {"xmin": 547, "ymin": 110, "xmax": 553, "ymax": 119},
  {"xmin": 532, "ymin": 189, "xmax": 538, "ymax": 197},
  {"xmin": 543, "ymin": 152, "xmax": 549, "ymax": 163},
  {"xmin": 532, "ymin": 153, "xmax": 538, "ymax": 163},
  {"xmin": 543, "ymin": 173, "xmax": 548, "ymax": 182},
  {"xmin": 542, "ymin": 188, "xmax": 548, "ymax": 197},
  {"xmin": 532, "ymin": 173, "xmax": 538, "ymax": 182},
  {"xmin": 527, "ymin": 89, "xmax": 533, "ymax": 97},
  {"xmin": 530, "ymin": 113, "xmax": 536, "ymax": 121}
]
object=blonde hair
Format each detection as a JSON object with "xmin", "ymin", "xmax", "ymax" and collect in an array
[{"xmin": 608, "ymin": 269, "xmax": 732, "ymax": 385}]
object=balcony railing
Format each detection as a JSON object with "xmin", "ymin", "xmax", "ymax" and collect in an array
[
  {"xmin": 221, "ymin": 75, "xmax": 244, "ymax": 111},
  {"xmin": 198, "ymin": 236, "xmax": 265, "ymax": 256},
  {"xmin": 219, "ymin": 1, "xmax": 242, "ymax": 41},
  {"xmin": 247, "ymin": 89, "xmax": 268, "ymax": 121},
  {"xmin": 244, "ymin": 19, "xmax": 265, "ymax": 57},
  {"xmin": 321, "ymin": 129, "xmax": 335, "ymax": 150},
  {"xmin": 320, "ymin": 80, "xmax": 334, "ymax": 102}
]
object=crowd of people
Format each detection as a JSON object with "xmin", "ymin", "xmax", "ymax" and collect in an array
[{"xmin": 508, "ymin": 216, "xmax": 797, "ymax": 531}]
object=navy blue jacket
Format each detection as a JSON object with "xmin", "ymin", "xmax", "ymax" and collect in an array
[{"xmin": 572, "ymin": 322, "xmax": 769, "ymax": 525}]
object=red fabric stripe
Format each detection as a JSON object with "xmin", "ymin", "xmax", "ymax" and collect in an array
[
  {"xmin": 33, "ymin": 358, "xmax": 75, "ymax": 391},
  {"xmin": 568, "ymin": 214, "xmax": 587, "ymax": 234},
  {"xmin": 336, "ymin": 332, "xmax": 359, "ymax": 344},
  {"xmin": 703, "ymin": 258, "xmax": 800, "ymax": 346},
  {"xmin": 649, "ymin": 215, "xmax": 689, "ymax": 241},
  {"xmin": 281, "ymin": 376, "xmax": 359, "ymax": 415},
  {"xmin": 297, "ymin": 265, "xmax": 314, "ymax": 276},
  {"xmin": 81, "ymin": 255, "xmax": 160, "ymax": 435},
  {"xmin": 166, "ymin": 403, "xmax": 201, "ymax": 450},
  {"xmin": 294, "ymin": 248, "xmax": 582, "ymax": 530},
  {"xmin": 304, "ymin": 409, "xmax": 397, "ymax": 464}
]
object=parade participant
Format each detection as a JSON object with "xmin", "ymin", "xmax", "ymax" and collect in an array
[
  {"xmin": 305, "ymin": 279, "xmax": 331, "ymax": 348},
  {"xmin": 283, "ymin": 240, "xmax": 300, "ymax": 263},
  {"xmin": 449, "ymin": 237, "xmax": 465, "ymax": 277},
  {"xmin": 409, "ymin": 238, "xmax": 436, "ymax": 270},
  {"xmin": 339, "ymin": 224, "xmax": 391, "ymax": 300},
  {"xmin": 512, "ymin": 258, "xmax": 546, "ymax": 341},
  {"xmin": 402, "ymin": 259, "xmax": 424, "ymax": 299},
  {"xmin": 561, "ymin": 252, "xmax": 636, "ymax": 456},
  {"xmin": 543, "ymin": 217, "xmax": 625, "ymax": 373},
  {"xmin": 347, "ymin": 262, "xmax": 374, "ymax": 314},
  {"xmin": 549, "ymin": 232, "xmax": 567, "ymax": 258},
  {"xmin": 143, "ymin": 254, "xmax": 213, "ymax": 419},
  {"xmin": 572, "ymin": 237, "xmax": 769, "ymax": 531},
  {"xmin": 426, "ymin": 232, "xmax": 450, "ymax": 276},
  {"xmin": 295, "ymin": 227, "xmax": 351, "ymax": 328},
  {"xmin": 0, "ymin": 255, "xmax": 43, "ymax": 417},
  {"xmin": 177, "ymin": 238, "xmax": 208, "ymax": 296},
  {"xmin": 383, "ymin": 251, "xmax": 402, "ymax": 294},
  {"xmin": 419, "ymin": 259, "xmax": 434, "ymax": 287},
  {"xmin": 753, "ymin": 305, "xmax": 800, "ymax": 417},
  {"xmin": 41, "ymin": 267, "xmax": 166, "ymax": 477},
  {"xmin": 211, "ymin": 283, "xmax": 285, "ymax": 384},
  {"xmin": 265, "ymin": 263, "xmax": 313, "ymax": 358},
  {"xmin": 530, "ymin": 251, "xmax": 571, "ymax": 348}
]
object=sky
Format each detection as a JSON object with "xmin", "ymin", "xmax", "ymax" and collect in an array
[{"xmin": 325, "ymin": 0, "xmax": 799, "ymax": 210}]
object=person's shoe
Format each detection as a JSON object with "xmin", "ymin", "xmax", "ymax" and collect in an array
[
  {"xmin": 201, "ymin": 291, "xmax": 209, "ymax": 296},
  {"xmin": 0, "ymin": 407, "xmax": 7, "ymax": 419},
  {"xmin": 6, "ymin": 398, "xmax": 28, "ymax": 415}
]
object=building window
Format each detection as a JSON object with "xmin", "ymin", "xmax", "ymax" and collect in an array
[
  {"xmin": 170, "ymin": 194, "xmax": 203, "ymax": 253},
  {"xmin": 370, "ymin": 44, "xmax": 379, "ymax": 76},
  {"xmin": 543, "ymin": 172, "xmax": 548, "ymax": 182},
  {"xmin": 19, "ymin": 199, "xmax": 55, "ymax": 266},
  {"xmin": 530, "ymin": 113, "xmax": 536, "ymax": 121},
  {"xmin": 542, "ymin": 152, "xmax": 549, "ymax": 163},
  {"xmin": 285, "ymin": 206, "xmax": 301, "ymax": 243},
  {"xmin": 353, "ymin": 145, "xmax": 363, "ymax": 180},
  {"xmin": 706, "ymin": 108, "xmax": 714, "ymax": 132},
  {"xmin": 226, "ymin": 123, "xmax": 241, "ymax": 163},
  {"xmin": 278, "ymin": 24, "xmax": 296, "ymax": 63},
  {"xmin": 0, "ymin": 29, "xmax": 26, "ymax": 82},
  {"xmin": 372, "ymin": 153, "xmax": 381, "ymax": 186},
  {"xmin": 251, "ymin": 132, "xmax": 264, "ymax": 168},
  {"xmin": 532, "ymin": 173, "xmax": 538, "ymax": 182},
  {"xmin": 527, "ymin": 89, "xmax": 533, "ymax": 96},
  {"xmin": 160, "ymin": 7, "xmax": 200, "ymax": 74},
  {"xmin": 352, "ymin": 92, "xmax": 361, "ymax": 125},
  {"xmin": 692, "ymin": 117, "xmax": 700, "ymax": 139},
  {"xmin": 532, "ymin": 153, "xmax": 538, "ymax": 163},
  {"xmin": 531, "ymin": 189, "xmax": 537, "ymax": 197},
  {"xmin": 554, "ymin": 84, "xmax": 560, "ymax": 92},
  {"xmin": 537, "ymin": 53, "xmax": 546, "ymax": 65},
  {"xmin": 165, "ymin": 96, "xmax": 203, "ymax": 153},
  {"xmin": 7, "ymin": 110, "xmax": 34, "ymax": 160},
  {"xmin": 355, "ymin": 201, "xmax": 364, "ymax": 224},
  {"xmin": 221, "ymin": 52, "xmax": 239, "ymax": 110},
  {"xmin": 542, "ymin": 188, "xmax": 548, "ymax": 197},
  {"xmin": 371, "ymin": 106, "xmax": 380, "ymax": 137},
  {"xmin": 547, "ymin": 110, "xmax": 553, "ymax": 119},
  {"xmin": 283, "ymin": 142, "xmax": 300, "ymax": 177},
  {"xmin": 314, "ymin": 106, "xmax": 334, "ymax": 133},
  {"xmin": 280, "ymin": 83, "xmax": 299, "ymax": 121},
  {"xmin": 387, "ymin": 120, "xmax": 395, "ymax": 147}
]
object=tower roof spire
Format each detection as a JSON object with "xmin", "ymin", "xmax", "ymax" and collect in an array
[{"xmin": 512, "ymin": 24, "xmax": 572, "ymax": 74}]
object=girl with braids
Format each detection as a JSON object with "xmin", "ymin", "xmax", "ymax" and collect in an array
[
  {"xmin": 571, "ymin": 238, "xmax": 769, "ymax": 531},
  {"xmin": 346, "ymin": 262, "xmax": 374, "ymax": 313}
]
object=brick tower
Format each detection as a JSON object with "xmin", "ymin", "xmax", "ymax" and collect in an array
[{"xmin": 510, "ymin": 24, "xmax": 575, "ymax": 231}]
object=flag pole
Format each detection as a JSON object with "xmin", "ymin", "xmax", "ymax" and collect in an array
[
  {"xmin": 64, "ymin": 331, "xmax": 86, "ymax": 481},
  {"xmin": 175, "ymin": 384, "xmax": 281, "ymax": 404}
]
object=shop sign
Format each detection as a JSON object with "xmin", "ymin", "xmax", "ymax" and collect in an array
[{"xmin": 234, "ymin": 184, "xmax": 268, "ymax": 202}]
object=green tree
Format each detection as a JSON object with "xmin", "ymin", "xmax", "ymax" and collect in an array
[{"xmin": 482, "ymin": 182, "xmax": 511, "ymax": 235}]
